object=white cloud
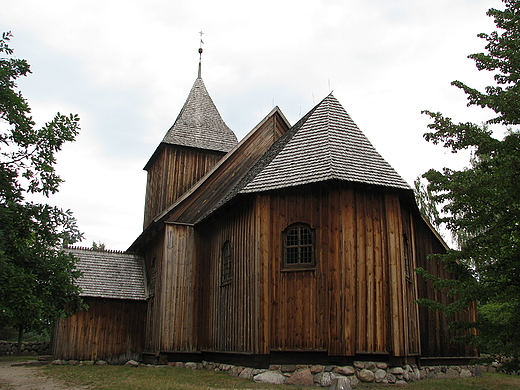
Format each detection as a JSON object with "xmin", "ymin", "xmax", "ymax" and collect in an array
[{"xmin": 0, "ymin": 0, "xmax": 504, "ymax": 250}]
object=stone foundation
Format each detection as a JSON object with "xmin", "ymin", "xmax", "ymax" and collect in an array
[
  {"xmin": 52, "ymin": 358, "xmax": 492, "ymax": 387},
  {"xmin": 0, "ymin": 341, "xmax": 51, "ymax": 356}
]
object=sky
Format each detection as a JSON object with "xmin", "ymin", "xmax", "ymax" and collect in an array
[{"xmin": 0, "ymin": 0, "xmax": 504, "ymax": 250}]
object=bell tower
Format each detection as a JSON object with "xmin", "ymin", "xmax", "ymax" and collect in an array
[{"xmin": 143, "ymin": 48, "xmax": 237, "ymax": 227}]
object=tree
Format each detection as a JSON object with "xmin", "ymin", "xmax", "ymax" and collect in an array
[
  {"xmin": 91, "ymin": 241, "xmax": 106, "ymax": 251},
  {"xmin": 0, "ymin": 32, "xmax": 84, "ymax": 352},
  {"xmin": 417, "ymin": 0, "xmax": 520, "ymax": 368}
]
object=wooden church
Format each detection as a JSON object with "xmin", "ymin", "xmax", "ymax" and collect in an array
[{"xmin": 52, "ymin": 66, "xmax": 477, "ymax": 366}]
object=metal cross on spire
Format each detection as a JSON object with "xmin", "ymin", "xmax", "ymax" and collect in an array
[{"xmin": 198, "ymin": 31, "xmax": 204, "ymax": 78}]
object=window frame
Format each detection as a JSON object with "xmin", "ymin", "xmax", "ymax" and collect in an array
[
  {"xmin": 282, "ymin": 223, "xmax": 316, "ymax": 271},
  {"xmin": 403, "ymin": 234, "xmax": 411, "ymax": 283},
  {"xmin": 220, "ymin": 240, "xmax": 233, "ymax": 286}
]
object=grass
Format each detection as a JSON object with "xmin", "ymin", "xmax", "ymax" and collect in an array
[
  {"xmin": 41, "ymin": 365, "xmax": 520, "ymax": 390},
  {"xmin": 0, "ymin": 355, "xmax": 38, "ymax": 362},
  {"xmin": 2, "ymin": 356, "xmax": 520, "ymax": 390},
  {"xmin": 41, "ymin": 365, "xmax": 298, "ymax": 390}
]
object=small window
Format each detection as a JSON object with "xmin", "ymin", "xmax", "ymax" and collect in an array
[
  {"xmin": 221, "ymin": 241, "xmax": 232, "ymax": 285},
  {"xmin": 403, "ymin": 234, "xmax": 411, "ymax": 283},
  {"xmin": 283, "ymin": 224, "xmax": 315, "ymax": 270}
]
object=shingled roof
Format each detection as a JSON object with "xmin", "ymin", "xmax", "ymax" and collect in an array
[
  {"xmin": 162, "ymin": 77, "xmax": 238, "ymax": 153},
  {"xmin": 67, "ymin": 247, "xmax": 146, "ymax": 301},
  {"xmin": 240, "ymin": 94, "xmax": 410, "ymax": 193}
]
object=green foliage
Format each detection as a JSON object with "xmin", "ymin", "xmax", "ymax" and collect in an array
[
  {"xmin": 418, "ymin": 0, "xmax": 520, "ymax": 366},
  {"xmin": 92, "ymin": 241, "xmax": 106, "ymax": 251},
  {"xmin": 413, "ymin": 176, "xmax": 441, "ymax": 230},
  {"xmin": 0, "ymin": 32, "xmax": 84, "ymax": 339}
]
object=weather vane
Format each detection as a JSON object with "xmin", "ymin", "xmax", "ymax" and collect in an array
[{"xmin": 198, "ymin": 31, "xmax": 204, "ymax": 78}]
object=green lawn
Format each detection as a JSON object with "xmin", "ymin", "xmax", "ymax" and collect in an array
[
  {"xmin": 2, "ymin": 357, "xmax": 520, "ymax": 390},
  {"xmin": 41, "ymin": 364, "xmax": 520, "ymax": 390}
]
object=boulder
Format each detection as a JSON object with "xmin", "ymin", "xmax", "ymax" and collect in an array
[
  {"xmin": 329, "ymin": 376, "xmax": 352, "ymax": 390},
  {"xmin": 285, "ymin": 369, "xmax": 314, "ymax": 386},
  {"xmin": 460, "ymin": 368, "xmax": 473, "ymax": 378},
  {"xmin": 446, "ymin": 368, "xmax": 459, "ymax": 378},
  {"xmin": 239, "ymin": 367, "xmax": 254, "ymax": 379},
  {"xmin": 374, "ymin": 369, "xmax": 387, "ymax": 383},
  {"xmin": 388, "ymin": 367, "xmax": 404, "ymax": 375},
  {"xmin": 253, "ymin": 370, "xmax": 285, "ymax": 385},
  {"xmin": 314, "ymin": 372, "xmax": 338, "ymax": 387},
  {"xmin": 365, "ymin": 362, "xmax": 377, "ymax": 371},
  {"xmin": 124, "ymin": 360, "xmax": 139, "ymax": 367},
  {"xmin": 281, "ymin": 364, "xmax": 297, "ymax": 373},
  {"xmin": 311, "ymin": 365, "xmax": 324, "ymax": 374},
  {"xmin": 334, "ymin": 366, "xmax": 356, "ymax": 376},
  {"xmin": 358, "ymin": 369, "xmax": 375, "ymax": 382},
  {"xmin": 228, "ymin": 366, "xmax": 243, "ymax": 377}
]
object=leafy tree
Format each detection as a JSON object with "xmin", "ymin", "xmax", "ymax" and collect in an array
[
  {"xmin": 413, "ymin": 176, "xmax": 441, "ymax": 230},
  {"xmin": 0, "ymin": 32, "xmax": 84, "ymax": 352},
  {"xmin": 92, "ymin": 241, "xmax": 106, "ymax": 251},
  {"xmin": 416, "ymin": 0, "xmax": 520, "ymax": 368}
]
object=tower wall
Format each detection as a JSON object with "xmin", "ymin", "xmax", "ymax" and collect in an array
[{"xmin": 143, "ymin": 145, "xmax": 225, "ymax": 227}]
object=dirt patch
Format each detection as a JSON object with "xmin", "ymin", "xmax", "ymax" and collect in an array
[{"xmin": 0, "ymin": 362, "xmax": 86, "ymax": 390}]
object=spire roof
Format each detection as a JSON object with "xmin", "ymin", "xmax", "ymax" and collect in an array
[
  {"xmin": 240, "ymin": 94, "xmax": 410, "ymax": 193},
  {"xmin": 162, "ymin": 78, "xmax": 238, "ymax": 153}
]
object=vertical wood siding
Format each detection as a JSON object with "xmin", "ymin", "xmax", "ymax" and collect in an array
[
  {"xmin": 143, "ymin": 231, "xmax": 165, "ymax": 352},
  {"xmin": 52, "ymin": 297, "xmax": 146, "ymax": 361},
  {"xmin": 197, "ymin": 200, "xmax": 260, "ymax": 353},
  {"xmin": 414, "ymin": 218, "xmax": 478, "ymax": 357},
  {"xmin": 158, "ymin": 224, "xmax": 197, "ymax": 352},
  {"xmin": 149, "ymin": 180, "xmax": 474, "ymax": 358},
  {"xmin": 143, "ymin": 146, "xmax": 224, "ymax": 227},
  {"xmin": 257, "ymin": 183, "xmax": 421, "ymax": 357}
]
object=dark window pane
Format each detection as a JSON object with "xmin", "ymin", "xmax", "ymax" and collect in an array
[
  {"xmin": 284, "ymin": 224, "xmax": 314, "ymax": 267},
  {"xmin": 286, "ymin": 247, "xmax": 299, "ymax": 264},
  {"xmin": 300, "ymin": 246, "xmax": 313, "ymax": 263}
]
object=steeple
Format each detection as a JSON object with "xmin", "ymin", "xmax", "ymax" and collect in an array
[
  {"xmin": 162, "ymin": 78, "xmax": 238, "ymax": 153},
  {"xmin": 160, "ymin": 33, "xmax": 237, "ymax": 153},
  {"xmin": 142, "ymin": 47, "xmax": 238, "ymax": 227},
  {"xmin": 198, "ymin": 31, "xmax": 203, "ymax": 79}
]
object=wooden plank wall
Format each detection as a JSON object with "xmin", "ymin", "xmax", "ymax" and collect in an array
[
  {"xmin": 266, "ymin": 186, "xmax": 328, "ymax": 352},
  {"xmin": 143, "ymin": 231, "xmax": 165, "ymax": 352},
  {"xmin": 414, "ymin": 217, "xmax": 478, "ymax": 357},
  {"xmin": 154, "ymin": 223, "xmax": 197, "ymax": 352},
  {"xmin": 143, "ymin": 146, "xmax": 224, "ymax": 227},
  {"xmin": 197, "ymin": 200, "xmax": 260, "ymax": 353},
  {"xmin": 52, "ymin": 297, "xmax": 146, "ymax": 361},
  {"xmin": 258, "ymin": 183, "xmax": 419, "ymax": 357}
]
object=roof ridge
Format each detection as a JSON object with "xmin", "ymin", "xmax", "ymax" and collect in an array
[{"xmin": 65, "ymin": 245, "xmax": 137, "ymax": 255}]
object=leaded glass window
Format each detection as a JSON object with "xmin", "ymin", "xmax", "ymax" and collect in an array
[{"xmin": 283, "ymin": 224, "xmax": 315, "ymax": 269}]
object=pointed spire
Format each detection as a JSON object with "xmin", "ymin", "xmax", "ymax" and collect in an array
[
  {"xmin": 162, "ymin": 78, "xmax": 237, "ymax": 153},
  {"xmin": 198, "ymin": 31, "xmax": 204, "ymax": 79}
]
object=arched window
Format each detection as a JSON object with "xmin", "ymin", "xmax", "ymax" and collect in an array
[
  {"xmin": 221, "ymin": 241, "xmax": 232, "ymax": 285},
  {"xmin": 283, "ymin": 223, "xmax": 315, "ymax": 269}
]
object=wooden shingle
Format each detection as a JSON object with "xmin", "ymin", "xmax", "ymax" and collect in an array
[
  {"xmin": 162, "ymin": 77, "xmax": 238, "ymax": 153},
  {"xmin": 67, "ymin": 247, "xmax": 146, "ymax": 301},
  {"xmin": 241, "ymin": 94, "xmax": 410, "ymax": 193}
]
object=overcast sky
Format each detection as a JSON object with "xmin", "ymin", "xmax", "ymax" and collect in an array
[{"xmin": 1, "ymin": 0, "xmax": 503, "ymax": 250}]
